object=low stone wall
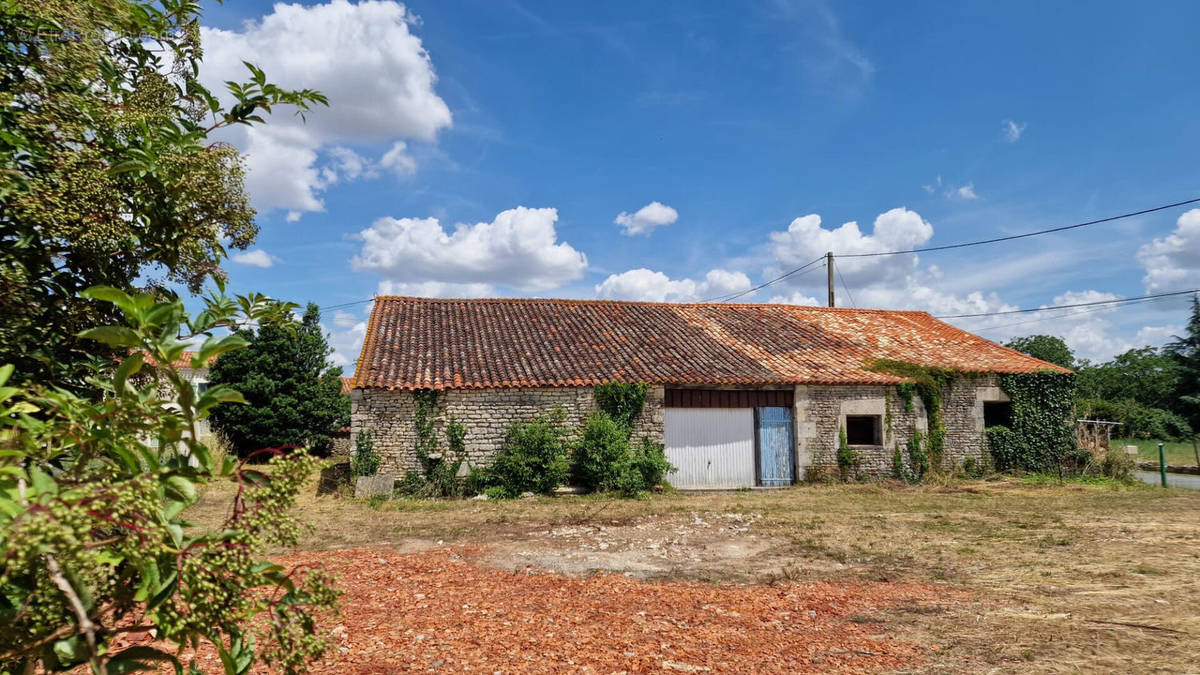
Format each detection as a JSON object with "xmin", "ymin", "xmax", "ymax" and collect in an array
[{"xmin": 352, "ymin": 386, "xmax": 664, "ymax": 477}]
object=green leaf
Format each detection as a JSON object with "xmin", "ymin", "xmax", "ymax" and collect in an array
[
  {"xmin": 29, "ymin": 466, "xmax": 56, "ymax": 496},
  {"xmin": 52, "ymin": 634, "xmax": 88, "ymax": 666},
  {"xmin": 164, "ymin": 475, "xmax": 197, "ymax": 503},
  {"xmin": 80, "ymin": 286, "xmax": 136, "ymax": 312},
  {"xmin": 0, "ymin": 364, "xmax": 12, "ymax": 387},
  {"xmin": 115, "ymin": 353, "xmax": 145, "ymax": 391},
  {"xmin": 77, "ymin": 326, "xmax": 142, "ymax": 348}
]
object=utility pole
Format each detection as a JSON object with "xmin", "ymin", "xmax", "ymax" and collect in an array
[{"xmin": 826, "ymin": 251, "xmax": 835, "ymax": 307}]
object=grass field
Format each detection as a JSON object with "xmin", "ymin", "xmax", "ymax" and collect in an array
[
  {"xmin": 191, "ymin": 476, "xmax": 1200, "ymax": 672},
  {"xmin": 1115, "ymin": 437, "xmax": 1200, "ymax": 466}
]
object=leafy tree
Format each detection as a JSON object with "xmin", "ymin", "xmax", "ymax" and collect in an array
[
  {"xmin": 1075, "ymin": 347, "xmax": 1181, "ymax": 411},
  {"xmin": 0, "ymin": 288, "xmax": 338, "ymax": 674},
  {"xmin": 0, "ymin": 0, "xmax": 325, "ymax": 387},
  {"xmin": 1005, "ymin": 335, "xmax": 1075, "ymax": 370},
  {"xmin": 208, "ymin": 304, "xmax": 350, "ymax": 457},
  {"xmin": 1166, "ymin": 295, "xmax": 1200, "ymax": 456}
]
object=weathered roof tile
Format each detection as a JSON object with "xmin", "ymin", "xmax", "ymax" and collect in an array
[{"xmin": 353, "ymin": 297, "xmax": 1069, "ymax": 390}]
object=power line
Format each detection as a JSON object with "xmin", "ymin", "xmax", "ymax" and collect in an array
[
  {"xmin": 934, "ymin": 288, "xmax": 1198, "ymax": 320},
  {"xmin": 708, "ymin": 197, "xmax": 1200, "ymax": 301},
  {"xmin": 322, "ymin": 297, "xmax": 376, "ymax": 311},
  {"xmin": 965, "ymin": 296, "xmax": 1177, "ymax": 334},
  {"xmin": 704, "ymin": 255, "xmax": 825, "ymax": 302},
  {"xmin": 839, "ymin": 196, "xmax": 1200, "ymax": 259},
  {"xmin": 834, "ymin": 259, "xmax": 856, "ymax": 308}
]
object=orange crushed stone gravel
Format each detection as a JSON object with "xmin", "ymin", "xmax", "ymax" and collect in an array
[{"xmin": 176, "ymin": 547, "xmax": 961, "ymax": 673}]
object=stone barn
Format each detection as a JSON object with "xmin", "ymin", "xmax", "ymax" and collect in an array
[{"xmin": 349, "ymin": 297, "xmax": 1068, "ymax": 488}]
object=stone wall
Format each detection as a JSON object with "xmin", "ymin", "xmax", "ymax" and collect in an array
[
  {"xmin": 352, "ymin": 386, "xmax": 665, "ymax": 477},
  {"xmin": 797, "ymin": 374, "xmax": 1005, "ymax": 478},
  {"xmin": 354, "ymin": 376, "xmax": 1006, "ymax": 481}
]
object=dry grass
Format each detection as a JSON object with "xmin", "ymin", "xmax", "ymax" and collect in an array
[{"xmin": 190, "ymin": 475, "xmax": 1200, "ymax": 672}]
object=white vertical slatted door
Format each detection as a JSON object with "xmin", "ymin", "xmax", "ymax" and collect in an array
[{"xmin": 664, "ymin": 408, "xmax": 755, "ymax": 489}]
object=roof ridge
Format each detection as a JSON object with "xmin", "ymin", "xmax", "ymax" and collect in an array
[{"xmin": 371, "ymin": 295, "xmax": 933, "ymax": 315}]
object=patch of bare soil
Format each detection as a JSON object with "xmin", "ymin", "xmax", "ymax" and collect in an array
[
  {"xmin": 480, "ymin": 512, "xmax": 836, "ymax": 583},
  {"xmin": 180, "ymin": 547, "xmax": 958, "ymax": 673}
]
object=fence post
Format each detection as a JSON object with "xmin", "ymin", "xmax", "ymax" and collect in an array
[{"xmin": 1158, "ymin": 442, "xmax": 1167, "ymax": 488}]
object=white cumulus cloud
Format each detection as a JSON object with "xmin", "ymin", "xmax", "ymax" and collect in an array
[
  {"xmin": 377, "ymin": 280, "xmax": 497, "ymax": 297},
  {"xmin": 352, "ymin": 206, "xmax": 587, "ymax": 291},
  {"xmin": 595, "ymin": 268, "xmax": 751, "ymax": 302},
  {"xmin": 614, "ymin": 201, "xmax": 678, "ymax": 236},
  {"xmin": 199, "ymin": 1, "xmax": 451, "ymax": 215},
  {"xmin": 1137, "ymin": 208, "xmax": 1200, "ymax": 291},
  {"xmin": 230, "ymin": 249, "xmax": 275, "ymax": 268}
]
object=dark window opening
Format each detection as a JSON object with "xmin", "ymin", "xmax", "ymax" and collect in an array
[
  {"xmin": 983, "ymin": 401, "xmax": 1012, "ymax": 428},
  {"xmin": 845, "ymin": 415, "xmax": 882, "ymax": 446}
]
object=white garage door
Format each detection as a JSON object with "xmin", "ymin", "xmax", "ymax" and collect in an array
[{"xmin": 664, "ymin": 408, "xmax": 755, "ymax": 489}]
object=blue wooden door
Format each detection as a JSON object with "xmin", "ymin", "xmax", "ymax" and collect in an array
[{"xmin": 757, "ymin": 406, "xmax": 794, "ymax": 486}]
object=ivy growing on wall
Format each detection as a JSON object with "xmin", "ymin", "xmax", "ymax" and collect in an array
[
  {"xmin": 594, "ymin": 382, "xmax": 648, "ymax": 431},
  {"xmin": 870, "ymin": 359, "xmax": 956, "ymax": 473},
  {"xmin": 405, "ymin": 389, "xmax": 469, "ymax": 497},
  {"xmin": 837, "ymin": 427, "xmax": 861, "ymax": 481},
  {"xmin": 890, "ymin": 427, "xmax": 929, "ymax": 483},
  {"xmin": 989, "ymin": 372, "xmax": 1077, "ymax": 472},
  {"xmin": 413, "ymin": 388, "xmax": 439, "ymax": 462}
]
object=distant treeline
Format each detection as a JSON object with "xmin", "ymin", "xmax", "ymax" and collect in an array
[{"xmin": 1005, "ymin": 296, "xmax": 1200, "ymax": 442}]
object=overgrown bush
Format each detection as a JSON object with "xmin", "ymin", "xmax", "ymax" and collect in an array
[
  {"xmin": 572, "ymin": 412, "xmax": 674, "ymax": 497},
  {"xmin": 1100, "ymin": 445, "xmax": 1134, "ymax": 481},
  {"xmin": 487, "ymin": 411, "xmax": 570, "ymax": 495},
  {"xmin": 631, "ymin": 437, "xmax": 673, "ymax": 489},
  {"xmin": 351, "ymin": 429, "xmax": 381, "ymax": 477},
  {"xmin": 573, "ymin": 412, "xmax": 632, "ymax": 491}
]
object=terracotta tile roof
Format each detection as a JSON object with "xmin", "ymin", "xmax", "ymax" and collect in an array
[
  {"xmin": 143, "ymin": 351, "xmax": 216, "ymax": 370},
  {"xmin": 341, "ymin": 377, "xmax": 355, "ymax": 395},
  {"xmin": 353, "ymin": 297, "xmax": 1070, "ymax": 391}
]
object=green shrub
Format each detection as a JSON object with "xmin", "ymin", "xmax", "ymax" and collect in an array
[
  {"xmin": 484, "ymin": 485, "xmax": 511, "ymax": 500},
  {"xmin": 1100, "ymin": 445, "xmax": 1134, "ymax": 481},
  {"xmin": 962, "ymin": 456, "xmax": 985, "ymax": 478},
  {"xmin": 631, "ymin": 437, "xmax": 673, "ymax": 489},
  {"xmin": 351, "ymin": 429, "xmax": 381, "ymax": 477},
  {"xmin": 594, "ymin": 382, "xmax": 648, "ymax": 429},
  {"xmin": 465, "ymin": 465, "xmax": 491, "ymax": 496},
  {"xmin": 574, "ymin": 412, "xmax": 632, "ymax": 491},
  {"xmin": 488, "ymin": 412, "xmax": 570, "ymax": 495},
  {"xmin": 395, "ymin": 471, "xmax": 427, "ymax": 496}
]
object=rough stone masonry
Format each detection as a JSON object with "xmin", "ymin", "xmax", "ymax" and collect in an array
[{"xmin": 351, "ymin": 376, "xmax": 1006, "ymax": 481}]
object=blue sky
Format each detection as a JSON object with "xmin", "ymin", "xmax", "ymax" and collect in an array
[{"xmin": 195, "ymin": 1, "xmax": 1200, "ymax": 367}]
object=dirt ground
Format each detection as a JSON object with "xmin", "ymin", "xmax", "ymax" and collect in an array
[{"xmin": 190, "ymin": 476, "xmax": 1200, "ymax": 673}]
